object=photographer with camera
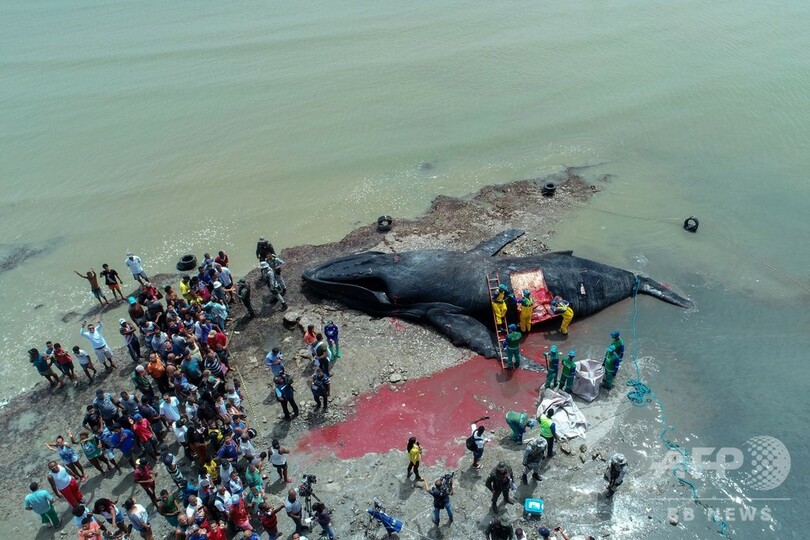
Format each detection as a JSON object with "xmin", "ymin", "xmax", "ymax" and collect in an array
[
  {"xmin": 538, "ymin": 525, "xmax": 571, "ymax": 540},
  {"xmin": 311, "ymin": 501, "xmax": 336, "ymax": 540},
  {"xmin": 428, "ymin": 472, "xmax": 454, "ymax": 527}
]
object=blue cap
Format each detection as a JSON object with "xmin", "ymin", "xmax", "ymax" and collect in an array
[
  {"xmin": 508, "ymin": 324, "xmax": 517, "ymax": 331},
  {"xmin": 550, "ymin": 345, "xmax": 557, "ymax": 353},
  {"xmin": 523, "ymin": 289, "xmax": 531, "ymax": 296},
  {"xmin": 611, "ymin": 330, "xmax": 620, "ymax": 338},
  {"xmin": 569, "ymin": 349, "xmax": 576, "ymax": 357},
  {"xmin": 133, "ymin": 414, "xmax": 142, "ymax": 421},
  {"xmin": 538, "ymin": 527, "xmax": 551, "ymax": 537},
  {"xmin": 499, "ymin": 283, "xmax": 508, "ymax": 291}
]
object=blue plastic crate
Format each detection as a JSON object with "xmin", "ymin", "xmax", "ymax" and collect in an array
[{"xmin": 523, "ymin": 497, "xmax": 544, "ymax": 519}]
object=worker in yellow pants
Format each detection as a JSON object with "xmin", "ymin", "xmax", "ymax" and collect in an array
[
  {"xmin": 551, "ymin": 296, "xmax": 574, "ymax": 335},
  {"xmin": 519, "ymin": 289, "xmax": 534, "ymax": 333},
  {"xmin": 491, "ymin": 283, "xmax": 509, "ymax": 330}
]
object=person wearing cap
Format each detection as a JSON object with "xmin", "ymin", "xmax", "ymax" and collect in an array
[
  {"xmin": 229, "ymin": 493, "xmax": 253, "ymax": 531},
  {"xmin": 485, "ymin": 461, "xmax": 514, "ymax": 513},
  {"xmin": 74, "ymin": 268, "xmax": 110, "ymax": 307},
  {"xmin": 133, "ymin": 459, "xmax": 159, "ymax": 505},
  {"xmin": 124, "ymin": 252, "xmax": 149, "ymax": 285},
  {"xmin": 323, "ymin": 320, "xmax": 340, "ymax": 359},
  {"xmin": 131, "ymin": 365, "xmax": 155, "ymax": 401},
  {"xmin": 128, "ymin": 295, "xmax": 147, "ymax": 324},
  {"xmin": 491, "ymin": 283, "xmax": 510, "ymax": 332},
  {"xmin": 605, "ymin": 453, "xmax": 627, "ymax": 496},
  {"xmin": 237, "ymin": 278, "xmax": 256, "ymax": 318},
  {"xmin": 543, "ymin": 345, "xmax": 560, "ymax": 389},
  {"xmin": 521, "ymin": 437, "xmax": 547, "ymax": 484},
  {"xmin": 256, "ymin": 236, "xmax": 276, "ymax": 262},
  {"xmin": 519, "ymin": 289, "xmax": 534, "ymax": 333},
  {"xmin": 268, "ymin": 252, "xmax": 286, "ymax": 293},
  {"xmin": 602, "ymin": 345, "xmax": 621, "ymax": 389},
  {"xmin": 81, "ymin": 318, "xmax": 116, "ymax": 369},
  {"xmin": 559, "ymin": 349, "xmax": 577, "ymax": 393},
  {"xmin": 505, "ymin": 323, "xmax": 522, "ymax": 369},
  {"xmin": 132, "ymin": 413, "xmax": 159, "ymax": 459},
  {"xmin": 610, "ymin": 330, "xmax": 625, "ymax": 359},
  {"xmin": 486, "ymin": 514, "xmax": 514, "ymax": 539}
]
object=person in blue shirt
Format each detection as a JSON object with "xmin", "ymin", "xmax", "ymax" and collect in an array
[
  {"xmin": 264, "ymin": 348, "xmax": 285, "ymax": 376},
  {"xmin": 324, "ymin": 320, "xmax": 341, "ymax": 359},
  {"xmin": 110, "ymin": 425, "xmax": 137, "ymax": 468},
  {"xmin": 24, "ymin": 482, "xmax": 60, "ymax": 528},
  {"xmin": 216, "ymin": 435, "xmax": 240, "ymax": 465}
]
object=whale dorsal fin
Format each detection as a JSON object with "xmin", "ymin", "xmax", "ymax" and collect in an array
[{"xmin": 467, "ymin": 229, "xmax": 525, "ymax": 256}]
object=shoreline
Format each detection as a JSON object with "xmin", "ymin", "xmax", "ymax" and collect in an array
[{"xmin": 2, "ymin": 169, "xmax": 678, "ymax": 538}]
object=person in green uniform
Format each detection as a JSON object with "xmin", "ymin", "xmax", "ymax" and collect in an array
[
  {"xmin": 559, "ymin": 349, "xmax": 577, "ymax": 393},
  {"xmin": 603, "ymin": 345, "xmax": 620, "ymax": 389},
  {"xmin": 610, "ymin": 330, "xmax": 625, "ymax": 359},
  {"xmin": 505, "ymin": 324, "xmax": 522, "ymax": 368},
  {"xmin": 544, "ymin": 345, "xmax": 560, "ymax": 388}
]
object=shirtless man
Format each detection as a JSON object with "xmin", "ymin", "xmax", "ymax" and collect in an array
[{"xmin": 75, "ymin": 269, "xmax": 110, "ymax": 306}]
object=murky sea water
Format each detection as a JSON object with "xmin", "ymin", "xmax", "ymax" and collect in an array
[{"xmin": 2, "ymin": 0, "xmax": 808, "ymax": 536}]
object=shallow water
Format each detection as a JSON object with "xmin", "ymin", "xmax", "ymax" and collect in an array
[{"xmin": 2, "ymin": 0, "xmax": 809, "ymax": 536}]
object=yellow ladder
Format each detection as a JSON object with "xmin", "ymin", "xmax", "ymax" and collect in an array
[{"xmin": 486, "ymin": 273, "xmax": 507, "ymax": 369}]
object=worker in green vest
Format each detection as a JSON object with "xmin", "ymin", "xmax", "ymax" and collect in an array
[
  {"xmin": 603, "ymin": 345, "xmax": 620, "ymax": 389},
  {"xmin": 538, "ymin": 409, "xmax": 558, "ymax": 458},
  {"xmin": 559, "ymin": 349, "xmax": 577, "ymax": 393},
  {"xmin": 505, "ymin": 324, "xmax": 522, "ymax": 369},
  {"xmin": 610, "ymin": 330, "xmax": 625, "ymax": 359},
  {"xmin": 543, "ymin": 345, "xmax": 559, "ymax": 388}
]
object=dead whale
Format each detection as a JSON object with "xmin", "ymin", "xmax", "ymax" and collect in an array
[{"xmin": 302, "ymin": 230, "xmax": 693, "ymax": 357}]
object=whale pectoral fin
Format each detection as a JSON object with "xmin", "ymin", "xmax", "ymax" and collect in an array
[
  {"xmin": 424, "ymin": 309, "xmax": 499, "ymax": 358},
  {"xmin": 467, "ymin": 229, "xmax": 525, "ymax": 256}
]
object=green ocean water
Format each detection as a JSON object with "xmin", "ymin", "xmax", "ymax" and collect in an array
[{"xmin": 2, "ymin": 0, "xmax": 808, "ymax": 536}]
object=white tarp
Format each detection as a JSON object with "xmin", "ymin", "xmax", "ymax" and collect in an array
[
  {"xmin": 571, "ymin": 358, "xmax": 605, "ymax": 402},
  {"xmin": 536, "ymin": 388, "xmax": 588, "ymax": 440}
]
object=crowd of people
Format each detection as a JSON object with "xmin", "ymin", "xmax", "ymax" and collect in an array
[
  {"xmin": 25, "ymin": 242, "xmax": 341, "ymax": 540},
  {"xmin": 24, "ymin": 238, "xmax": 625, "ymax": 540}
]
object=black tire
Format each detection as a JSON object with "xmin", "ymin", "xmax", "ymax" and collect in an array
[
  {"xmin": 176, "ymin": 254, "xmax": 198, "ymax": 271},
  {"xmin": 377, "ymin": 215, "xmax": 393, "ymax": 232},
  {"xmin": 683, "ymin": 217, "xmax": 699, "ymax": 233},
  {"xmin": 541, "ymin": 182, "xmax": 557, "ymax": 196}
]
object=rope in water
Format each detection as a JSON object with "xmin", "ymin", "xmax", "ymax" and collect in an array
[
  {"xmin": 625, "ymin": 277, "xmax": 728, "ymax": 536},
  {"xmin": 569, "ymin": 200, "xmax": 810, "ymax": 294}
]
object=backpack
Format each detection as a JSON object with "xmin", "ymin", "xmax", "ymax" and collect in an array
[{"xmin": 465, "ymin": 434, "xmax": 477, "ymax": 451}]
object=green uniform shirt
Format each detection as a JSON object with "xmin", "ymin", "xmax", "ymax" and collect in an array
[{"xmin": 506, "ymin": 331, "xmax": 522, "ymax": 350}]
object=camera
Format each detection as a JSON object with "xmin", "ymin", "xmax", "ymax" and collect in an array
[
  {"xmin": 299, "ymin": 474, "xmax": 317, "ymax": 497},
  {"xmin": 441, "ymin": 471, "xmax": 455, "ymax": 490}
]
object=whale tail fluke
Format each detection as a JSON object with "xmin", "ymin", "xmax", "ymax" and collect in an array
[{"xmin": 637, "ymin": 276, "xmax": 694, "ymax": 309}]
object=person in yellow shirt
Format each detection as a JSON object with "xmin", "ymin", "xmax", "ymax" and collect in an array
[
  {"xmin": 179, "ymin": 276, "xmax": 196, "ymax": 305},
  {"xmin": 519, "ymin": 289, "xmax": 534, "ymax": 333},
  {"xmin": 551, "ymin": 296, "xmax": 574, "ymax": 335},
  {"xmin": 491, "ymin": 284, "xmax": 509, "ymax": 331},
  {"xmin": 406, "ymin": 437, "xmax": 423, "ymax": 482}
]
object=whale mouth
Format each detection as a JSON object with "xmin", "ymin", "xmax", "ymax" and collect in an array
[{"xmin": 302, "ymin": 253, "xmax": 393, "ymax": 307}]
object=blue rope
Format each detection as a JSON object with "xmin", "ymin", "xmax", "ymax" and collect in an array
[{"xmin": 625, "ymin": 277, "xmax": 728, "ymax": 536}]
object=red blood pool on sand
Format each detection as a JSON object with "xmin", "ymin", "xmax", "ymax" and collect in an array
[{"xmin": 296, "ymin": 332, "xmax": 562, "ymax": 467}]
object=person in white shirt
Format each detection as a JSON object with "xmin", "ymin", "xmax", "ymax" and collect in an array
[
  {"xmin": 80, "ymin": 319, "xmax": 115, "ymax": 367},
  {"xmin": 159, "ymin": 394, "xmax": 181, "ymax": 424},
  {"xmin": 124, "ymin": 252, "xmax": 149, "ymax": 285}
]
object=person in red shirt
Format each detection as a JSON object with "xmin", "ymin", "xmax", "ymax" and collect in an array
[
  {"xmin": 228, "ymin": 495, "xmax": 252, "ymax": 531},
  {"xmin": 131, "ymin": 415, "xmax": 158, "ymax": 459},
  {"xmin": 78, "ymin": 516, "xmax": 104, "ymax": 540},
  {"xmin": 258, "ymin": 501, "xmax": 285, "ymax": 540},
  {"xmin": 304, "ymin": 324, "xmax": 317, "ymax": 358},
  {"xmin": 214, "ymin": 251, "xmax": 229, "ymax": 268},
  {"xmin": 132, "ymin": 459, "xmax": 158, "ymax": 505},
  {"xmin": 205, "ymin": 520, "xmax": 228, "ymax": 540},
  {"xmin": 52, "ymin": 343, "xmax": 79, "ymax": 386}
]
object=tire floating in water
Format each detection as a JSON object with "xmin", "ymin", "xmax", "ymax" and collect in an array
[
  {"xmin": 176, "ymin": 254, "xmax": 198, "ymax": 271},
  {"xmin": 377, "ymin": 215, "xmax": 393, "ymax": 232},
  {"xmin": 683, "ymin": 217, "xmax": 699, "ymax": 233}
]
